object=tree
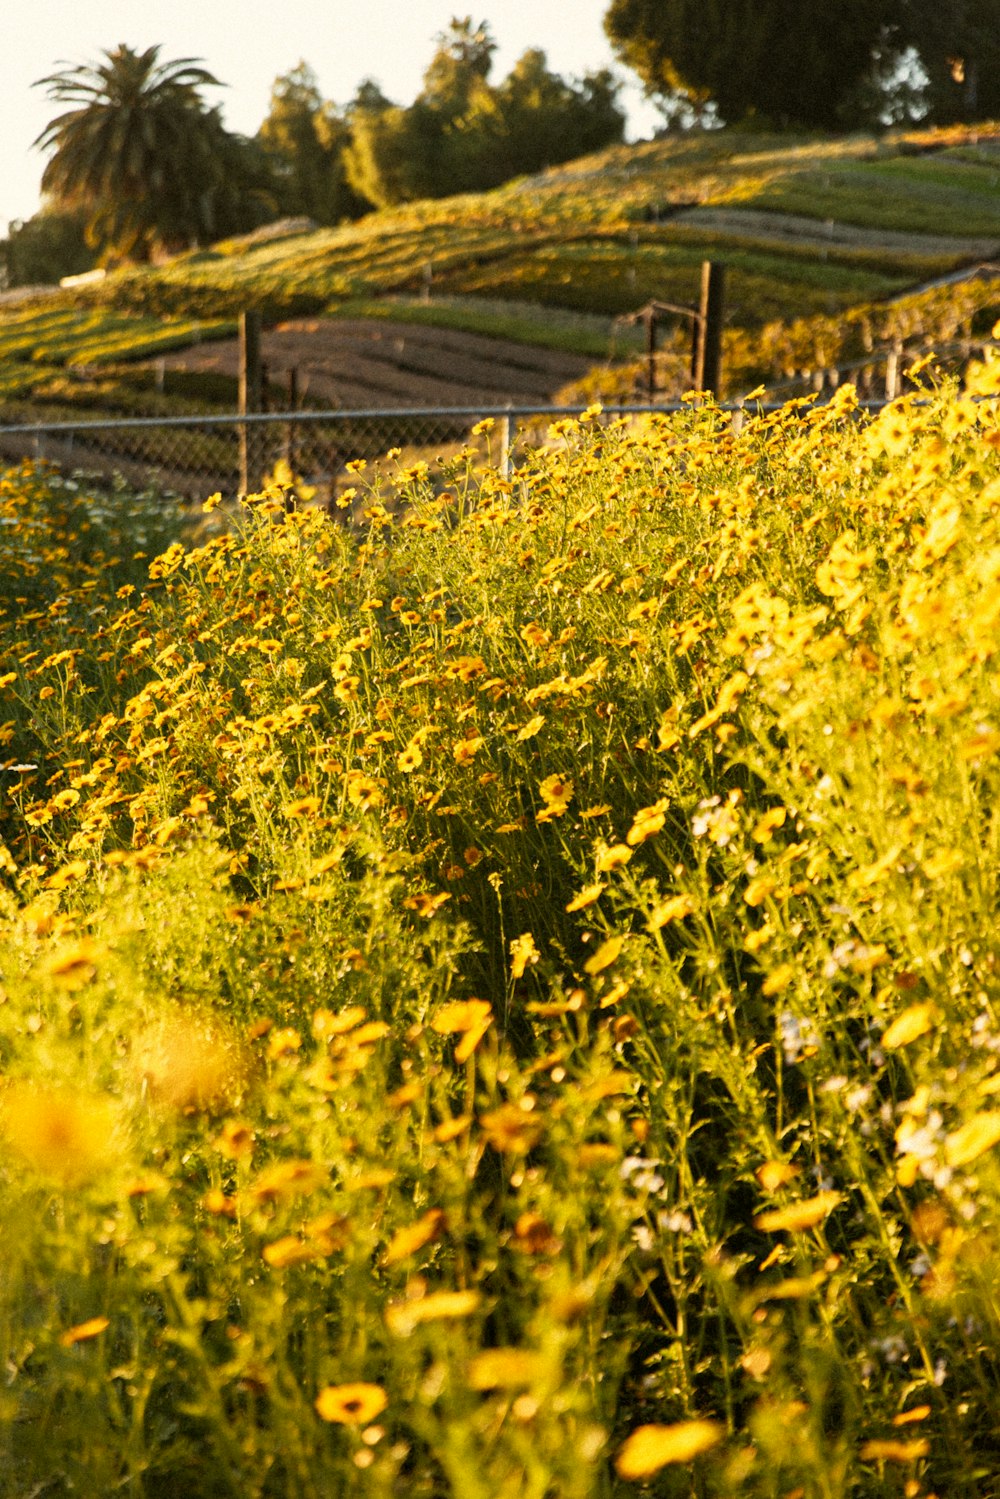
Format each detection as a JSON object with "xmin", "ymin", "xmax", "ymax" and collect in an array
[
  {"xmin": 497, "ymin": 51, "xmax": 624, "ymax": 176},
  {"xmin": 34, "ymin": 44, "xmax": 232, "ymax": 261},
  {"xmin": 344, "ymin": 20, "xmax": 624, "ymax": 207},
  {"xmin": 419, "ymin": 17, "xmax": 496, "ymax": 121},
  {"xmin": 898, "ymin": 0, "xmax": 1000, "ymax": 122},
  {"xmin": 0, "ymin": 209, "xmax": 95, "ymax": 288},
  {"xmin": 604, "ymin": 0, "xmax": 901, "ymax": 129},
  {"xmin": 257, "ymin": 63, "xmax": 370, "ymax": 224}
]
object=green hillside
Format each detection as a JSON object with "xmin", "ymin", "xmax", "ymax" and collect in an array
[{"xmin": 2, "ymin": 119, "xmax": 1000, "ymax": 412}]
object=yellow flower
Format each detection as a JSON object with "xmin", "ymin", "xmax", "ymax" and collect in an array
[
  {"xmin": 882, "ymin": 1003, "xmax": 939, "ymax": 1050},
  {"xmin": 133, "ymin": 1011, "xmax": 246, "ymax": 1112},
  {"xmin": 647, "ymin": 893, "xmax": 695, "ymax": 930},
  {"xmin": 431, "ymin": 1000, "xmax": 493, "ymax": 1061},
  {"xmin": 467, "ymin": 1348, "xmax": 546, "ymax": 1390},
  {"xmin": 284, "ymin": 795, "xmax": 322, "ymax": 819},
  {"xmin": 59, "ymin": 1316, "xmax": 110, "ymax": 1347},
  {"xmin": 315, "ymin": 1383, "xmax": 387, "ymax": 1425},
  {"xmin": 452, "ymin": 735, "xmax": 484, "ymax": 765},
  {"xmin": 616, "ymin": 1421, "xmax": 723, "ymax": 1478},
  {"xmin": 761, "ymin": 963, "xmax": 795, "ymax": 996},
  {"xmin": 43, "ymin": 937, "xmax": 104, "ymax": 990},
  {"xmin": 382, "ymin": 1208, "xmax": 446, "ymax": 1266},
  {"xmin": 510, "ymin": 932, "xmax": 540, "ymax": 979},
  {"xmin": 945, "ymin": 1112, "xmax": 1000, "ymax": 1168},
  {"xmin": 859, "ymin": 1438, "xmax": 930, "ymax": 1463},
  {"xmin": 263, "ymin": 1235, "xmax": 331, "ymax": 1269},
  {"xmin": 626, "ymin": 799, "xmax": 668, "ymax": 845},
  {"xmin": 516, "ymin": 714, "xmax": 546, "ymax": 742},
  {"xmin": 596, "ymin": 843, "xmax": 632, "ymax": 873},
  {"xmin": 537, "ymin": 773, "xmax": 573, "ymax": 821},
  {"xmin": 583, "ymin": 935, "xmax": 625, "ymax": 976},
  {"xmin": 566, "ymin": 883, "xmax": 605, "ymax": 912},
  {"xmin": 397, "ymin": 741, "xmax": 423, "ymax": 773},
  {"xmin": 248, "ymin": 1158, "xmax": 327, "ymax": 1203},
  {"xmin": 1, "ymin": 1083, "xmax": 120, "ymax": 1184},
  {"xmin": 385, "ymin": 1289, "xmax": 481, "ymax": 1336}
]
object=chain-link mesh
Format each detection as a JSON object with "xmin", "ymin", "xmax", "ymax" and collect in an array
[
  {"xmin": 0, "ymin": 406, "xmax": 662, "ymax": 503},
  {"xmin": 0, "ymin": 384, "xmax": 953, "ymax": 506}
]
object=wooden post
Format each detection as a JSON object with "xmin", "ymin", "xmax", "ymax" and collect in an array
[
  {"xmin": 645, "ymin": 309, "xmax": 657, "ymax": 400},
  {"xmin": 239, "ymin": 310, "xmax": 263, "ymax": 495},
  {"xmin": 284, "ymin": 367, "xmax": 299, "ymax": 473},
  {"xmin": 692, "ymin": 260, "xmax": 725, "ymax": 394}
]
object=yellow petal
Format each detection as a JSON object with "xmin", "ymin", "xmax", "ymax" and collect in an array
[
  {"xmin": 945, "ymin": 1112, "xmax": 1000, "ymax": 1168},
  {"xmin": 754, "ymin": 1191, "xmax": 841, "ymax": 1234},
  {"xmin": 584, "ymin": 935, "xmax": 625, "ymax": 976},
  {"xmin": 615, "ymin": 1420, "xmax": 723, "ymax": 1478},
  {"xmin": 883, "ymin": 1003, "xmax": 939, "ymax": 1050}
]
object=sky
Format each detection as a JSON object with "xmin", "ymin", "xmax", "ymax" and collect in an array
[{"xmin": 2, "ymin": 1, "xmax": 661, "ymax": 235}]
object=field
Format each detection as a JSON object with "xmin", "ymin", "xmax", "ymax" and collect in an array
[
  {"xmin": 2, "ymin": 346, "xmax": 1000, "ymax": 1495},
  {"xmin": 3, "ymin": 121, "xmax": 1000, "ymax": 423}
]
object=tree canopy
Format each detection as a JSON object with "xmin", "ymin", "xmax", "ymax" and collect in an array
[
  {"xmin": 604, "ymin": 0, "xmax": 899, "ymax": 128},
  {"xmin": 604, "ymin": 0, "xmax": 1000, "ymax": 128},
  {"xmin": 33, "ymin": 45, "xmax": 253, "ymax": 261},
  {"xmin": 257, "ymin": 63, "xmax": 371, "ymax": 224},
  {"xmin": 345, "ymin": 18, "xmax": 625, "ymax": 208},
  {"xmin": 896, "ymin": 0, "xmax": 1000, "ymax": 123}
]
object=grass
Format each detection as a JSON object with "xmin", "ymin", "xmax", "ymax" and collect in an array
[
  {"xmin": 0, "ymin": 119, "xmax": 999, "ymax": 415},
  {"xmin": 2, "ymin": 358, "xmax": 1000, "ymax": 1493}
]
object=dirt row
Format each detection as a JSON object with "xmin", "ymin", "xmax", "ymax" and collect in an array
[{"xmin": 155, "ymin": 317, "xmax": 593, "ymax": 411}]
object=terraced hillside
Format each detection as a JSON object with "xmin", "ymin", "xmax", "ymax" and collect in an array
[{"xmin": 1, "ymin": 119, "xmax": 999, "ymax": 418}]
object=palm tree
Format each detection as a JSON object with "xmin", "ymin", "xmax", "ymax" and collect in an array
[{"xmin": 34, "ymin": 44, "xmax": 228, "ymax": 262}]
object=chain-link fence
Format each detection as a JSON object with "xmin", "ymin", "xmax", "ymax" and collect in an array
[
  {"xmin": 0, "ymin": 404, "xmax": 687, "ymax": 503},
  {"xmin": 0, "ymin": 389, "xmax": 943, "ymax": 506}
]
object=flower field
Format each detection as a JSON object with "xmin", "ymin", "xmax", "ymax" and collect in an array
[{"xmin": 2, "ymin": 359, "xmax": 1000, "ymax": 1496}]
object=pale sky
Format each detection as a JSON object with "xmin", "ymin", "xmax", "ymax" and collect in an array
[{"xmin": 2, "ymin": 1, "xmax": 660, "ymax": 234}]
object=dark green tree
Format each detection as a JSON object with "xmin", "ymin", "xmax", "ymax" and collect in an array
[
  {"xmin": 604, "ymin": 0, "xmax": 900, "ymax": 128},
  {"xmin": 257, "ymin": 62, "xmax": 370, "ymax": 223},
  {"xmin": 0, "ymin": 209, "xmax": 95, "ymax": 288},
  {"xmin": 497, "ymin": 51, "xmax": 624, "ymax": 174},
  {"xmin": 344, "ymin": 20, "xmax": 624, "ymax": 207},
  {"xmin": 34, "ymin": 44, "xmax": 234, "ymax": 261},
  {"xmin": 898, "ymin": 0, "xmax": 1000, "ymax": 122}
]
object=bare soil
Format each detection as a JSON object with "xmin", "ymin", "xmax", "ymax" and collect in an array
[{"xmin": 156, "ymin": 316, "xmax": 592, "ymax": 410}]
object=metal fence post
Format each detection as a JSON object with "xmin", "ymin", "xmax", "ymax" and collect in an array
[
  {"xmin": 499, "ymin": 407, "xmax": 513, "ymax": 479},
  {"xmin": 884, "ymin": 339, "xmax": 902, "ymax": 402}
]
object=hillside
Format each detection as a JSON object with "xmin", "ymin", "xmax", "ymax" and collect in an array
[{"xmin": 2, "ymin": 119, "xmax": 1000, "ymax": 422}]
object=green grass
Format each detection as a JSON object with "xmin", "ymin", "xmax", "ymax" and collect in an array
[
  {"xmin": 1, "ymin": 119, "xmax": 999, "ymax": 410},
  {"xmin": 336, "ymin": 295, "xmax": 642, "ymax": 360}
]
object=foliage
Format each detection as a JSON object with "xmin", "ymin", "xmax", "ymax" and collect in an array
[
  {"xmin": 605, "ymin": 0, "xmax": 1000, "ymax": 128},
  {"xmin": 604, "ymin": 0, "xmax": 900, "ymax": 128},
  {"xmin": 344, "ymin": 19, "xmax": 625, "ymax": 208},
  {"xmin": 0, "ymin": 208, "xmax": 96, "ymax": 289},
  {"xmin": 33, "ymin": 45, "xmax": 274, "ymax": 263},
  {"xmin": 257, "ymin": 63, "xmax": 372, "ymax": 225},
  {"xmin": 3, "ymin": 366, "xmax": 1000, "ymax": 1494},
  {"xmin": 896, "ymin": 0, "xmax": 1000, "ymax": 123}
]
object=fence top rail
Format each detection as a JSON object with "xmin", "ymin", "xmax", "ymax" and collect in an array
[
  {"xmin": 0, "ymin": 386, "xmax": 995, "ymax": 437},
  {"xmin": 0, "ymin": 396, "xmax": 928, "ymax": 439}
]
